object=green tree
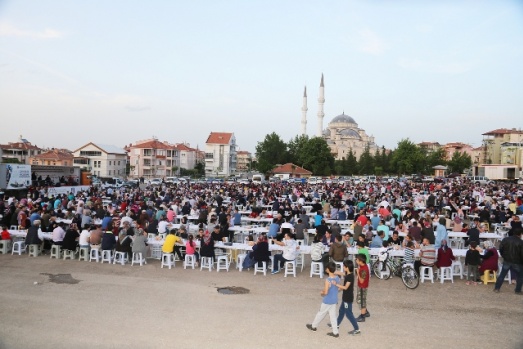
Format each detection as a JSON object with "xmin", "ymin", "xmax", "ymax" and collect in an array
[
  {"xmin": 300, "ymin": 137, "xmax": 335, "ymax": 176},
  {"xmin": 424, "ymin": 148, "xmax": 447, "ymax": 174},
  {"xmin": 194, "ymin": 161, "xmax": 205, "ymax": 176},
  {"xmin": 358, "ymin": 143, "xmax": 374, "ymax": 175},
  {"xmin": 345, "ymin": 148, "xmax": 358, "ymax": 175},
  {"xmin": 287, "ymin": 134, "xmax": 309, "ymax": 167},
  {"xmin": 390, "ymin": 139, "xmax": 425, "ymax": 175},
  {"xmin": 255, "ymin": 132, "xmax": 288, "ymax": 175},
  {"xmin": 447, "ymin": 151, "xmax": 472, "ymax": 174}
]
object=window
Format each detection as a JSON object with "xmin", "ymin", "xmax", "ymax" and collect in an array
[
  {"xmin": 167, "ymin": 150, "xmax": 172, "ymax": 157},
  {"xmin": 79, "ymin": 151, "xmax": 102, "ymax": 156},
  {"xmin": 143, "ymin": 149, "xmax": 152, "ymax": 156},
  {"xmin": 205, "ymin": 153, "xmax": 213, "ymax": 159},
  {"xmin": 108, "ymin": 170, "xmax": 111, "ymax": 175},
  {"xmin": 143, "ymin": 159, "xmax": 151, "ymax": 166},
  {"xmin": 118, "ymin": 161, "xmax": 121, "ymax": 166},
  {"xmin": 109, "ymin": 161, "xmax": 112, "ymax": 166}
]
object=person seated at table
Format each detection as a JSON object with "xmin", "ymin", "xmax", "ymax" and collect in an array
[
  {"xmin": 435, "ymin": 239, "xmax": 455, "ymax": 269},
  {"xmin": 268, "ymin": 218, "xmax": 280, "ymax": 239},
  {"xmin": 199, "ymin": 229, "xmax": 215, "ymax": 261},
  {"xmin": 163, "ymin": 229, "xmax": 184, "ymax": 260},
  {"xmin": 211, "ymin": 225, "xmax": 224, "ymax": 242},
  {"xmin": 79, "ymin": 226, "xmax": 91, "ymax": 249},
  {"xmin": 408, "ymin": 221, "xmax": 422, "ymax": 243},
  {"xmin": 461, "ymin": 223, "xmax": 469, "ymax": 233},
  {"xmin": 465, "ymin": 223, "xmax": 481, "ymax": 247},
  {"xmin": 52, "ymin": 222, "xmax": 66, "ymax": 246},
  {"xmin": 251, "ymin": 234, "xmax": 271, "ymax": 267},
  {"xmin": 185, "ymin": 234, "xmax": 199, "ymax": 266},
  {"xmin": 294, "ymin": 218, "xmax": 307, "ymax": 241},
  {"xmin": 452, "ymin": 216, "xmax": 463, "ymax": 232},
  {"xmin": 1, "ymin": 225, "xmax": 11, "ymax": 241},
  {"xmin": 271, "ymin": 232, "xmax": 298, "ymax": 274},
  {"xmin": 414, "ymin": 237, "xmax": 436, "ymax": 273},
  {"xmin": 131, "ymin": 228, "xmax": 148, "ymax": 261},
  {"xmin": 330, "ymin": 222, "xmax": 342, "ymax": 236},
  {"xmin": 387, "ymin": 231, "xmax": 403, "ymax": 247},
  {"xmin": 322, "ymin": 229, "xmax": 336, "ymax": 247},
  {"xmin": 310, "ymin": 235, "xmax": 325, "ymax": 263},
  {"xmin": 116, "ymin": 229, "xmax": 133, "ymax": 259},
  {"xmin": 402, "ymin": 234, "xmax": 419, "ymax": 249},
  {"xmin": 62, "ymin": 223, "xmax": 80, "ymax": 252},
  {"xmin": 394, "ymin": 222, "xmax": 408, "ymax": 235},
  {"xmin": 479, "ymin": 240, "xmax": 498, "ymax": 275},
  {"xmin": 508, "ymin": 215, "xmax": 522, "ymax": 236},
  {"xmin": 157, "ymin": 216, "xmax": 170, "ymax": 235},
  {"xmin": 316, "ymin": 219, "xmax": 328, "ymax": 240},
  {"xmin": 328, "ymin": 234, "xmax": 348, "ymax": 266},
  {"xmin": 101, "ymin": 229, "xmax": 116, "ymax": 251},
  {"xmin": 25, "ymin": 220, "xmax": 42, "ymax": 246},
  {"xmin": 280, "ymin": 220, "xmax": 294, "ymax": 240},
  {"xmin": 420, "ymin": 220, "xmax": 435, "ymax": 245},
  {"xmin": 342, "ymin": 232, "xmax": 353, "ymax": 247},
  {"xmin": 370, "ymin": 230, "xmax": 385, "ymax": 248},
  {"xmin": 314, "ymin": 211, "xmax": 324, "ymax": 228},
  {"xmin": 356, "ymin": 234, "xmax": 368, "ymax": 248}
]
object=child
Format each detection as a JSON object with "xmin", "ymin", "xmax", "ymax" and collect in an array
[
  {"xmin": 185, "ymin": 235, "xmax": 199, "ymax": 267},
  {"xmin": 306, "ymin": 262, "xmax": 340, "ymax": 338},
  {"xmin": 334, "ymin": 260, "xmax": 360, "ymax": 335},
  {"xmin": 355, "ymin": 254, "xmax": 370, "ymax": 322},
  {"xmin": 465, "ymin": 240, "xmax": 481, "ymax": 285},
  {"xmin": 403, "ymin": 241, "xmax": 415, "ymax": 265},
  {"xmin": 356, "ymin": 241, "xmax": 370, "ymax": 266},
  {"xmin": 378, "ymin": 241, "xmax": 389, "ymax": 271}
]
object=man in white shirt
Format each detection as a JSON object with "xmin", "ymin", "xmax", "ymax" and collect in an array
[
  {"xmin": 271, "ymin": 232, "xmax": 298, "ymax": 274},
  {"xmin": 157, "ymin": 216, "xmax": 170, "ymax": 235},
  {"xmin": 52, "ymin": 223, "xmax": 66, "ymax": 245},
  {"xmin": 79, "ymin": 227, "xmax": 91, "ymax": 248}
]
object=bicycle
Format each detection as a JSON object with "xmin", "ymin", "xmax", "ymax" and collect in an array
[{"xmin": 372, "ymin": 247, "xmax": 419, "ymax": 289}]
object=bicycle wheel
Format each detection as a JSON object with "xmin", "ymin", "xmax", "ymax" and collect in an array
[
  {"xmin": 372, "ymin": 260, "xmax": 391, "ymax": 280},
  {"xmin": 402, "ymin": 266, "xmax": 419, "ymax": 289}
]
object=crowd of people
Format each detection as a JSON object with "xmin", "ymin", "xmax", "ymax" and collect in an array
[{"xmin": 1, "ymin": 176, "xmax": 522, "ymax": 292}]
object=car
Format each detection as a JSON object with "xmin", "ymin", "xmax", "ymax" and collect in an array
[
  {"xmin": 121, "ymin": 181, "xmax": 138, "ymax": 188},
  {"xmin": 212, "ymin": 178, "xmax": 223, "ymax": 184},
  {"xmin": 517, "ymin": 178, "xmax": 523, "ymax": 185},
  {"xmin": 148, "ymin": 178, "xmax": 162, "ymax": 186},
  {"xmin": 164, "ymin": 177, "xmax": 180, "ymax": 184},
  {"xmin": 468, "ymin": 176, "xmax": 494, "ymax": 186},
  {"xmin": 238, "ymin": 178, "xmax": 250, "ymax": 185},
  {"xmin": 324, "ymin": 178, "xmax": 333, "ymax": 185},
  {"xmin": 447, "ymin": 173, "xmax": 462, "ymax": 179}
]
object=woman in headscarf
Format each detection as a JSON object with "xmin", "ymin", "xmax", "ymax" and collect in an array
[
  {"xmin": 131, "ymin": 228, "xmax": 148, "ymax": 260},
  {"xmin": 436, "ymin": 239, "xmax": 455, "ymax": 268},
  {"xmin": 199, "ymin": 228, "xmax": 215, "ymax": 260},
  {"xmin": 479, "ymin": 240, "xmax": 498, "ymax": 274},
  {"xmin": 434, "ymin": 217, "xmax": 448, "ymax": 249}
]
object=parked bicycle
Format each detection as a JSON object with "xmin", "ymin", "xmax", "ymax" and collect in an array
[{"xmin": 372, "ymin": 247, "xmax": 419, "ymax": 289}]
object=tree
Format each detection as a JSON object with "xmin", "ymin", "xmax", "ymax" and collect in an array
[
  {"xmin": 287, "ymin": 134, "xmax": 309, "ymax": 167},
  {"xmin": 425, "ymin": 148, "xmax": 447, "ymax": 174},
  {"xmin": 194, "ymin": 161, "xmax": 205, "ymax": 176},
  {"xmin": 300, "ymin": 137, "xmax": 335, "ymax": 176},
  {"xmin": 255, "ymin": 132, "xmax": 288, "ymax": 175},
  {"xmin": 390, "ymin": 139, "xmax": 425, "ymax": 175},
  {"xmin": 345, "ymin": 149, "xmax": 358, "ymax": 175},
  {"xmin": 358, "ymin": 143, "xmax": 374, "ymax": 175},
  {"xmin": 447, "ymin": 151, "xmax": 472, "ymax": 174}
]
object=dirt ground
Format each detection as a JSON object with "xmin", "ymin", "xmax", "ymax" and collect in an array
[{"xmin": 0, "ymin": 254, "xmax": 522, "ymax": 349}]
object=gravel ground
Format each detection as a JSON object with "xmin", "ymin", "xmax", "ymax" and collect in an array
[{"xmin": 1, "ymin": 254, "xmax": 522, "ymax": 349}]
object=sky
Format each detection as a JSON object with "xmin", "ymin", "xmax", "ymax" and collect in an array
[{"xmin": 0, "ymin": 0, "xmax": 522, "ymax": 154}]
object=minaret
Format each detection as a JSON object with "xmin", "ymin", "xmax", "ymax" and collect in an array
[
  {"xmin": 317, "ymin": 73, "xmax": 325, "ymax": 137},
  {"xmin": 301, "ymin": 86, "xmax": 307, "ymax": 136}
]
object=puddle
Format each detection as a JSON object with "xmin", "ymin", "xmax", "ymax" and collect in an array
[
  {"xmin": 40, "ymin": 273, "xmax": 80, "ymax": 285},
  {"xmin": 217, "ymin": 286, "xmax": 250, "ymax": 295}
]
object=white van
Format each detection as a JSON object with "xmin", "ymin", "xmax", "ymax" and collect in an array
[{"xmin": 251, "ymin": 174, "xmax": 264, "ymax": 185}]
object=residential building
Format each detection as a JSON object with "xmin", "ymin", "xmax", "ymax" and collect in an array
[
  {"xmin": 173, "ymin": 143, "xmax": 198, "ymax": 170},
  {"xmin": 127, "ymin": 138, "xmax": 180, "ymax": 179},
  {"xmin": 236, "ymin": 150, "xmax": 252, "ymax": 173},
  {"xmin": 204, "ymin": 132, "xmax": 237, "ymax": 176},
  {"xmin": 72, "ymin": 143, "xmax": 127, "ymax": 178},
  {"xmin": 0, "ymin": 136, "xmax": 42, "ymax": 164},
  {"xmin": 482, "ymin": 128, "xmax": 523, "ymax": 167},
  {"xmin": 28, "ymin": 149, "xmax": 73, "ymax": 167},
  {"xmin": 418, "ymin": 142, "xmax": 441, "ymax": 154},
  {"xmin": 443, "ymin": 142, "xmax": 474, "ymax": 160}
]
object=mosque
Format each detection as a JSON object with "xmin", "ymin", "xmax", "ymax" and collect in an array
[{"xmin": 300, "ymin": 74, "xmax": 379, "ymax": 160}]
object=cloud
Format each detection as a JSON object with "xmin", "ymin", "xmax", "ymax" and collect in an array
[
  {"xmin": 0, "ymin": 22, "xmax": 64, "ymax": 39},
  {"xmin": 357, "ymin": 29, "xmax": 388, "ymax": 55},
  {"xmin": 125, "ymin": 105, "xmax": 151, "ymax": 112}
]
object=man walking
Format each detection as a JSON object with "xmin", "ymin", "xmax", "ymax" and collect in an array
[{"xmin": 494, "ymin": 228, "xmax": 523, "ymax": 294}]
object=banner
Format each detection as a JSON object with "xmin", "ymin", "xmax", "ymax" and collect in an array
[
  {"xmin": 47, "ymin": 185, "xmax": 91, "ymax": 196},
  {"xmin": 3, "ymin": 164, "xmax": 31, "ymax": 189}
]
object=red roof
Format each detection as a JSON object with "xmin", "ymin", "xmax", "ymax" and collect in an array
[
  {"xmin": 482, "ymin": 128, "xmax": 523, "ymax": 136},
  {"xmin": 33, "ymin": 149, "xmax": 73, "ymax": 161},
  {"xmin": 206, "ymin": 132, "xmax": 233, "ymax": 145},
  {"xmin": 131, "ymin": 139, "xmax": 170, "ymax": 150},
  {"xmin": 272, "ymin": 163, "xmax": 312, "ymax": 175},
  {"xmin": 173, "ymin": 143, "xmax": 195, "ymax": 151},
  {"xmin": 0, "ymin": 141, "xmax": 41, "ymax": 150},
  {"xmin": 237, "ymin": 150, "xmax": 251, "ymax": 155}
]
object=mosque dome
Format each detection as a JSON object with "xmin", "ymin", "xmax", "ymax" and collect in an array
[
  {"xmin": 330, "ymin": 112, "xmax": 357, "ymax": 125},
  {"xmin": 339, "ymin": 129, "xmax": 361, "ymax": 139},
  {"xmin": 323, "ymin": 129, "xmax": 331, "ymax": 136}
]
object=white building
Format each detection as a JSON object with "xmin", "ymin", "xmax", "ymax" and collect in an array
[
  {"xmin": 126, "ymin": 138, "xmax": 180, "ymax": 179},
  {"xmin": 204, "ymin": 132, "xmax": 237, "ymax": 176},
  {"xmin": 73, "ymin": 143, "xmax": 127, "ymax": 178},
  {"xmin": 174, "ymin": 143, "xmax": 198, "ymax": 170}
]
